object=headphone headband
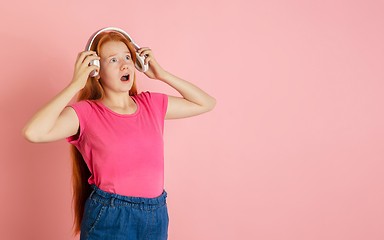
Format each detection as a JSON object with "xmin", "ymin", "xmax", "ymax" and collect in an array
[{"xmin": 85, "ymin": 27, "xmax": 148, "ymax": 72}]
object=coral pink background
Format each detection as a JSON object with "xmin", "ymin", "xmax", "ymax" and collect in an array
[{"xmin": 1, "ymin": 1, "xmax": 383, "ymax": 239}]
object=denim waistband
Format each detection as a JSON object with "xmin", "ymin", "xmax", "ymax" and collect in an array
[{"xmin": 89, "ymin": 184, "xmax": 167, "ymax": 207}]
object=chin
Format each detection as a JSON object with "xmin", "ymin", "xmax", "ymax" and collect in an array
[{"xmin": 121, "ymin": 84, "xmax": 134, "ymax": 92}]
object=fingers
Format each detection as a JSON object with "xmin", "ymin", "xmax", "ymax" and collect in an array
[
  {"xmin": 81, "ymin": 55, "xmax": 100, "ymax": 70},
  {"xmin": 71, "ymin": 51, "xmax": 101, "ymax": 89},
  {"xmin": 144, "ymin": 55, "xmax": 152, "ymax": 65},
  {"xmin": 76, "ymin": 51, "xmax": 96, "ymax": 63},
  {"xmin": 137, "ymin": 48, "xmax": 153, "ymax": 65},
  {"xmin": 75, "ymin": 51, "xmax": 99, "ymax": 69},
  {"xmin": 137, "ymin": 48, "xmax": 152, "ymax": 58},
  {"xmin": 87, "ymin": 64, "xmax": 100, "ymax": 78},
  {"xmin": 87, "ymin": 63, "xmax": 100, "ymax": 72},
  {"xmin": 73, "ymin": 50, "xmax": 100, "ymax": 82}
]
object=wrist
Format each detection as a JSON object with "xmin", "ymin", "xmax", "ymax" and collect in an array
[
  {"xmin": 158, "ymin": 70, "xmax": 171, "ymax": 82},
  {"xmin": 67, "ymin": 81, "xmax": 84, "ymax": 93}
]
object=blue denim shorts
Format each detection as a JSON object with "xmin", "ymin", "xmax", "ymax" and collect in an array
[{"xmin": 80, "ymin": 184, "xmax": 169, "ymax": 240}]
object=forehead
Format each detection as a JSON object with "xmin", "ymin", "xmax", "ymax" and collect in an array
[{"xmin": 100, "ymin": 41, "xmax": 130, "ymax": 57}]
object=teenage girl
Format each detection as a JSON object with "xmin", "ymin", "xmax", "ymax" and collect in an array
[{"xmin": 22, "ymin": 30, "xmax": 216, "ymax": 240}]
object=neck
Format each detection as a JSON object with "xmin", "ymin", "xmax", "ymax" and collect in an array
[{"xmin": 102, "ymin": 91, "xmax": 134, "ymax": 109}]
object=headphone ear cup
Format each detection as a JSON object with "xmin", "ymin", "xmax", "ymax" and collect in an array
[
  {"xmin": 135, "ymin": 52, "xmax": 149, "ymax": 72},
  {"xmin": 89, "ymin": 59, "xmax": 100, "ymax": 77}
]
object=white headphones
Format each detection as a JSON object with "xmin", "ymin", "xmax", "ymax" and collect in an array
[{"xmin": 85, "ymin": 27, "xmax": 149, "ymax": 77}]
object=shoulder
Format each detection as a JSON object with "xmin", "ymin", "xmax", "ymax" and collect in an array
[
  {"xmin": 68, "ymin": 100, "xmax": 94, "ymax": 108},
  {"xmin": 67, "ymin": 100, "xmax": 100, "ymax": 111},
  {"xmin": 133, "ymin": 91, "xmax": 168, "ymax": 116},
  {"xmin": 66, "ymin": 100, "xmax": 96, "ymax": 120},
  {"xmin": 134, "ymin": 91, "xmax": 166, "ymax": 100},
  {"xmin": 133, "ymin": 91, "xmax": 168, "ymax": 104}
]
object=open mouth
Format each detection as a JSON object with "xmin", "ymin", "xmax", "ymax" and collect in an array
[{"xmin": 120, "ymin": 74, "xmax": 130, "ymax": 81}]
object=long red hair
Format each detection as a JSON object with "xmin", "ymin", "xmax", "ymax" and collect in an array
[{"xmin": 70, "ymin": 31, "xmax": 138, "ymax": 236}]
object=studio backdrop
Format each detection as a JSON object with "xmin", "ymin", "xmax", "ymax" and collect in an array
[{"xmin": 1, "ymin": 0, "xmax": 383, "ymax": 240}]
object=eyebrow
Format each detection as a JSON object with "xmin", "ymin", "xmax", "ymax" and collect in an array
[{"xmin": 107, "ymin": 51, "xmax": 131, "ymax": 58}]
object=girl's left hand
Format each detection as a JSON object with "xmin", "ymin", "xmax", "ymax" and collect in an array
[{"xmin": 137, "ymin": 47, "xmax": 167, "ymax": 80}]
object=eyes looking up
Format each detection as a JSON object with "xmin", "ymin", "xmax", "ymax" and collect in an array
[{"xmin": 109, "ymin": 55, "xmax": 131, "ymax": 63}]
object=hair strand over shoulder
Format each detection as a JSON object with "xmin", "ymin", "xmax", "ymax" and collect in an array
[{"xmin": 70, "ymin": 31, "xmax": 138, "ymax": 236}]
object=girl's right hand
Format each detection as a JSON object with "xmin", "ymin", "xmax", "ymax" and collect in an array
[{"xmin": 70, "ymin": 50, "xmax": 100, "ymax": 89}]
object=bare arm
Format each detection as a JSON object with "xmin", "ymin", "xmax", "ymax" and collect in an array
[
  {"xmin": 160, "ymin": 71, "xmax": 216, "ymax": 119},
  {"xmin": 137, "ymin": 48, "xmax": 216, "ymax": 119},
  {"xmin": 22, "ymin": 51, "xmax": 100, "ymax": 143},
  {"xmin": 22, "ymin": 84, "xmax": 80, "ymax": 143}
]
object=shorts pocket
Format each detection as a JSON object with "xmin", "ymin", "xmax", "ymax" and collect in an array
[{"xmin": 82, "ymin": 199, "xmax": 107, "ymax": 237}]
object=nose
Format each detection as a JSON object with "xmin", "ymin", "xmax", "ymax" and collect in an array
[{"xmin": 120, "ymin": 62, "xmax": 129, "ymax": 71}]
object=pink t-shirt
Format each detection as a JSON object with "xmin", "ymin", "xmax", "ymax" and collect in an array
[{"xmin": 66, "ymin": 91, "xmax": 168, "ymax": 198}]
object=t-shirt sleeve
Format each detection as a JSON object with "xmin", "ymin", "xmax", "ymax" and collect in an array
[
  {"xmin": 143, "ymin": 91, "xmax": 168, "ymax": 119},
  {"xmin": 65, "ymin": 100, "xmax": 93, "ymax": 146}
]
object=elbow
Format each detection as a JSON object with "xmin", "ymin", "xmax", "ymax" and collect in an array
[
  {"xmin": 210, "ymin": 96, "xmax": 217, "ymax": 110},
  {"xmin": 22, "ymin": 127, "xmax": 40, "ymax": 143},
  {"xmin": 205, "ymin": 97, "xmax": 216, "ymax": 112}
]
